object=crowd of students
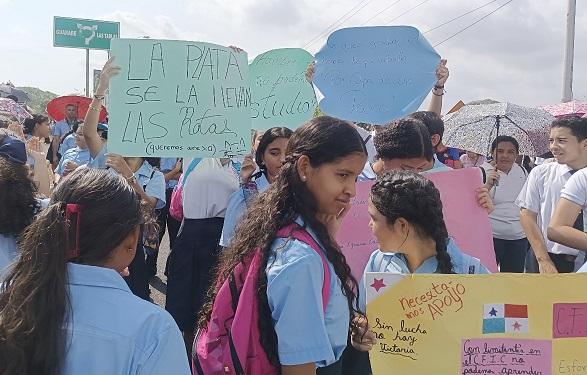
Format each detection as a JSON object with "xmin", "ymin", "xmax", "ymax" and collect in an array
[{"xmin": 1, "ymin": 54, "xmax": 587, "ymax": 375}]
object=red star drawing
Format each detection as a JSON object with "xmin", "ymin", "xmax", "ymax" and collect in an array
[
  {"xmin": 512, "ymin": 321, "xmax": 522, "ymax": 331},
  {"xmin": 370, "ymin": 278, "xmax": 386, "ymax": 292}
]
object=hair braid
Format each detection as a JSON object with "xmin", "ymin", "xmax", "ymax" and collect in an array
[{"xmin": 371, "ymin": 171, "xmax": 454, "ymax": 273}]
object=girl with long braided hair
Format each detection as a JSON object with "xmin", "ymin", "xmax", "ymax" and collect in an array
[
  {"xmin": 199, "ymin": 116, "xmax": 368, "ymax": 375},
  {"xmin": 350, "ymin": 171, "xmax": 490, "ymax": 356}
]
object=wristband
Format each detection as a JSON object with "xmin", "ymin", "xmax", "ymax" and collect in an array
[
  {"xmin": 433, "ymin": 85, "xmax": 444, "ymax": 90},
  {"xmin": 126, "ymin": 175, "xmax": 138, "ymax": 185},
  {"xmin": 94, "ymin": 94, "xmax": 105, "ymax": 100}
]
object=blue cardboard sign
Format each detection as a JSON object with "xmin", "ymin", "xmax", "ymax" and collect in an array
[{"xmin": 313, "ymin": 26, "xmax": 440, "ymax": 125}]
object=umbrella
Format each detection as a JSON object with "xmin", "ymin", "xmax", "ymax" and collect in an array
[
  {"xmin": 0, "ymin": 84, "xmax": 30, "ymax": 102},
  {"xmin": 46, "ymin": 95, "xmax": 107, "ymax": 123},
  {"xmin": 442, "ymin": 102, "xmax": 554, "ymax": 156},
  {"xmin": 537, "ymin": 100, "xmax": 587, "ymax": 118},
  {"xmin": 0, "ymin": 98, "xmax": 32, "ymax": 123}
]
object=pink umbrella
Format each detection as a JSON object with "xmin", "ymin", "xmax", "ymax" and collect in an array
[
  {"xmin": 537, "ymin": 100, "xmax": 587, "ymax": 118},
  {"xmin": 0, "ymin": 97, "xmax": 33, "ymax": 123}
]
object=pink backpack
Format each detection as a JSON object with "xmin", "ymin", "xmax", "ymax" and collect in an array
[
  {"xmin": 193, "ymin": 223, "xmax": 331, "ymax": 375},
  {"xmin": 169, "ymin": 158, "xmax": 201, "ymax": 221}
]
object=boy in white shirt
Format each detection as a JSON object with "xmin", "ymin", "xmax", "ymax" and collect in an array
[{"xmin": 516, "ymin": 116, "xmax": 587, "ymax": 273}]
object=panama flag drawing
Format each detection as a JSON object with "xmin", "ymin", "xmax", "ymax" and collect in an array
[{"xmin": 482, "ymin": 304, "xmax": 529, "ymax": 334}]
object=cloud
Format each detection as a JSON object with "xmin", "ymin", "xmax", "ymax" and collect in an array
[{"xmin": 102, "ymin": 11, "xmax": 210, "ymax": 41}]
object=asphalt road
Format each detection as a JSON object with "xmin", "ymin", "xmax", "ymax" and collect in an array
[{"xmin": 149, "ymin": 233, "xmax": 170, "ymax": 308}]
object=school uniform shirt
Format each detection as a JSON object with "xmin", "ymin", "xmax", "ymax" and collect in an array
[
  {"xmin": 266, "ymin": 217, "xmax": 349, "ymax": 368},
  {"xmin": 62, "ymin": 263, "xmax": 190, "ymax": 375},
  {"xmin": 481, "ymin": 162, "xmax": 527, "ymax": 240},
  {"xmin": 358, "ymin": 239, "xmax": 490, "ymax": 311},
  {"xmin": 219, "ymin": 173, "xmax": 270, "ymax": 247},
  {"xmin": 86, "ymin": 147, "xmax": 166, "ymax": 210},
  {"xmin": 561, "ymin": 168, "xmax": 587, "ymax": 233},
  {"xmin": 54, "ymin": 147, "xmax": 91, "ymax": 176},
  {"xmin": 88, "ymin": 145, "xmax": 108, "ymax": 169},
  {"xmin": 52, "ymin": 119, "xmax": 76, "ymax": 138},
  {"xmin": 135, "ymin": 161, "xmax": 166, "ymax": 210},
  {"xmin": 0, "ymin": 198, "xmax": 49, "ymax": 283},
  {"xmin": 433, "ymin": 154, "xmax": 446, "ymax": 169},
  {"xmin": 0, "ymin": 235, "xmax": 17, "ymax": 283},
  {"xmin": 357, "ymin": 161, "xmax": 376, "ymax": 182},
  {"xmin": 159, "ymin": 157, "xmax": 179, "ymax": 190},
  {"xmin": 420, "ymin": 164, "xmax": 453, "ymax": 174},
  {"xmin": 182, "ymin": 158, "xmax": 239, "ymax": 220},
  {"xmin": 515, "ymin": 162, "xmax": 583, "ymax": 256},
  {"xmin": 58, "ymin": 133, "xmax": 76, "ymax": 156}
]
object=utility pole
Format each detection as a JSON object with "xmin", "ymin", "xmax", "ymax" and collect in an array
[{"xmin": 561, "ymin": 0, "xmax": 576, "ymax": 103}]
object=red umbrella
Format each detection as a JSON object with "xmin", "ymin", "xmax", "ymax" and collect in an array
[{"xmin": 46, "ymin": 95, "xmax": 108, "ymax": 122}]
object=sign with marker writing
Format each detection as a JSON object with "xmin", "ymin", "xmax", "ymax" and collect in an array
[
  {"xmin": 108, "ymin": 39, "xmax": 251, "ymax": 158},
  {"xmin": 365, "ymin": 273, "xmax": 587, "ymax": 374},
  {"xmin": 313, "ymin": 26, "xmax": 440, "ymax": 125},
  {"xmin": 250, "ymin": 48, "xmax": 316, "ymax": 131}
]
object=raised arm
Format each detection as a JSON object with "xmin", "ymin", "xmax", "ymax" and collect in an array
[
  {"xmin": 428, "ymin": 59, "xmax": 449, "ymax": 117},
  {"xmin": 84, "ymin": 57, "xmax": 120, "ymax": 158}
]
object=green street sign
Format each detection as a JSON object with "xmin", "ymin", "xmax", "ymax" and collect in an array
[{"xmin": 53, "ymin": 16, "xmax": 120, "ymax": 50}]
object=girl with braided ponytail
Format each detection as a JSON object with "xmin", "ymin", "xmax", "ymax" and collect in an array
[
  {"xmin": 350, "ymin": 171, "xmax": 489, "ymax": 356},
  {"xmin": 199, "ymin": 116, "xmax": 368, "ymax": 374}
]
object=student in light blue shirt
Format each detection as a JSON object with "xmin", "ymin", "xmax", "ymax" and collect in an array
[
  {"xmin": 0, "ymin": 168, "xmax": 190, "ymax": 375},
  {"xmin": 23, "ymin": 115, "xmax": 51, "ymax": 167},
  {"xmin": 54, "ymin": 125, "xmax": 91, "ymax": 183},
  {"xmin": 51, "ymin": 103, "xmax": 78, "ymax": 162},
  {"xmin": 220, "ymin": 127, "xmax": 292, "ymax": 247},
  {"xmin": 199, "ymin": 117, "xmax": 368, "ymax": 374}
]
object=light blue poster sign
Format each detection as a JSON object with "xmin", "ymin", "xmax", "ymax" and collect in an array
[
  {"xmin": 313, "ymin": 26, "xmax": 440, "ymax": 125},
  {"xmin": 249, "ymin": 48, "xmax": 316, "ymax": 131},
  {"xmin": 108, "ymin": 39, "xmax": 251, "ymax": 158}
]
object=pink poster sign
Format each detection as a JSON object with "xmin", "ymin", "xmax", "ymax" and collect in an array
[
  {"xmin": 425, "ymin": 168, "xmax": 498, "ymax": 273},
  {"xmin": 337, "ymin": 180, "xmax": 377, "ymax": 281},
  {"xmin": 461, "ymin": 338, "xmax": 552, "ymax": 374},
  {"xmin": 337, "ymin": 168, "xmax": 498, "ymax": 279}
]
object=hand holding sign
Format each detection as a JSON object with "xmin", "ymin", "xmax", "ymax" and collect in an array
[{"xmin": 313, "ymin": 26, "xmax": 440, "ymax": 125}]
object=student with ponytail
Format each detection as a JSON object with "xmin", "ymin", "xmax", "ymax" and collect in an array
[
  {"xmin": 219, "ymin": 126, "xmax": 293, "ymax": 247},
  {"xmin": 0, "ymin": 168, "xmax": 190, "ymax": 375},
  {"xmin": 198, "ymin": 116, "xmax": 368, "ymax": 374}
]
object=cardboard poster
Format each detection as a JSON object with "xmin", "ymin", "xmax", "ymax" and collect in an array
[
  {"xmin": 249, "ymin": 48, "xmax": 316, "ymax": 131},
  {"xmin": 313, "ymin": 26, "xmax": 440, "ymax": 125},
  {"xmin": 366, "ymin": 272, "xmax": 587, "ymax": 374},
  {"xmin": 108, "ymin": 38, "xmax": 251, "ymax": 158}
]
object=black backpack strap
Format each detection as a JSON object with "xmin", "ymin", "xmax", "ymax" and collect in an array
[{"xmin": 143, "ymin": 170, "xmax": 156, "ymax": 191}]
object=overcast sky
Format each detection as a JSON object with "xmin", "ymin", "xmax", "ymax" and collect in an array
[{"xmin": 1, "ymin": 0, "xmax": 584, "ymax": 112}]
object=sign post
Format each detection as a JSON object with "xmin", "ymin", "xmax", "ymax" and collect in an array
[{"xmin": 53, "ymin": 16, "xmax": 120, "ymax": 96}]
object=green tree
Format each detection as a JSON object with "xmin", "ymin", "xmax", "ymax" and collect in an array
[{"xmin": 16, "ymin": 86, "xmax": 58, "ymax": 115}]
